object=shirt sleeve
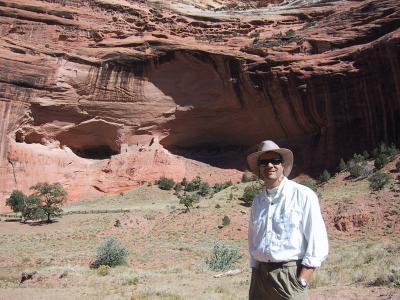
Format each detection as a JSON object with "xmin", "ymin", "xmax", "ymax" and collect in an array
[{"xmin": 301, "ymin": 191, "xmax": 329, "ymax": 268}]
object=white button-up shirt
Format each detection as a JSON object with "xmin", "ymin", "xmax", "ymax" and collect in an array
[{"xmin": 248, "ymin": 177, "xmax": 329, "ymax": 268}]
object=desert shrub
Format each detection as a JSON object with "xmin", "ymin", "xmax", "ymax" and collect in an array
[
  {"xmin": 178, "ymin": 193, "xmax": 200, "ymax": 212},
  {"xmin": 206, "ymin": 242, "xmax": 242, "ymax": 271},
  {"xmin": 374, "ymin": 154, "xmax": 389, "ymax": 170},
  {"xmin": 396, "ymin": 160, "xmax": 400, "ymax": 172},
  {"xmin": 191, "ymin": 176, "xmax": 202, "ymax": 190},
  {"xmin": 299, "ymin": 180, "xmax": 317, "ymax": 191},
  {"xmin": 92, "ymin": 237, "xmax": 129, "ymax": 268},
  {"xmin": 222, "ymin": 215, "xmax": 230, "ymax": 226},
  {"xmin": 352, "ymin": 153, "xmax": 366, "ymax": 163},
  {"xmin": 222, "ymin": 181, "xmax": 233, "ymax": 189},
  {"xmin": 97, "ymin": 265, "xmax": 111, "ymax": 276},
  {"xmin": 198, "ymin": 182, "xmax": 211, "ymax": 196},
  {"xmin": 369, "ymin": 172, "xmax": 390, "ymax": 191},
  {"xmin": 242, "ymin": 184, "xmax": 262, "ymax": 205},
  {"xmin": 215, "ymin": 203, "xmax": 221, "ymax": 209},
  {"xmin": 184, "ymin": 176, "xmax": 202, "ymax": 192},
  {"xmin": 373, "ymin": 142, "xmax": 399, "ymax": 159},
  {"xmin": 241, "ymin": 174, "xmax": 250, "ymax": 183},
  {"xmin": 362, "ymin": 150, "xmax": 370, "ymax": 159},
  {"xmin": 347, "ymin": 160, "xmax": 371, "ymax": 178},
  {"xmin": 158, "ymin": 176, "xmax": 175, "ymax": 190},
  {"xmin": 370, "ymin": 269, "xmax": 400, "ymax": 287},
  {"xmin": 285, "ymin": 29, "xmax": 296, "ymax": 37},
  {"xmin": 181, "ymin": 177, "xmax": 188, "ymax": 187},
  {"xmin": 319, "ymin": 170, "xmax": 331, "ymax": 183},
  {"xmin": 251, "ymin": 175, "xmax": 258, "ymax": 181},
  {"xmin": 212, "ymin": 183, "xmax": 224, "ymax": 193},
  {"xmin": 212, "ymin": 181, "xmax": 233, "ymax": 193},
  {"xmin": 338, "ymin": 158, "xmax": 347, "ymax": 171},
  {"xmin": 174, "ymin": 183, "xmax": 183, "ymax": 194},
  {"xmin": 387, "ymin": 143, "xmax": 399, "ymax": 157},
  {"xmin": 123, "ymin": 276, "xmax": 139, "ymax": 286}
]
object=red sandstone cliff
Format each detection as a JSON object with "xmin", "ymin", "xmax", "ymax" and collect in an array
[{"xmin": 0, "ymin": 0, "xmax": 399, "ymax": 209}]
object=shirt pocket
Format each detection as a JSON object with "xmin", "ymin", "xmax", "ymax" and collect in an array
[{"xmin": 273, "ymin": 209, "xmax": 303, "ymax": 241}]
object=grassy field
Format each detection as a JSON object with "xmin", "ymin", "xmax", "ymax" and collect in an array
[{"xmin": 0, "ymin": 172, "xmax": 399, "ymax": 299}]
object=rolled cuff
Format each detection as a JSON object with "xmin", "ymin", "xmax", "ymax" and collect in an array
[{"xmin": 301, "ymin": 256, "xmax": 323, "ymax": 268}]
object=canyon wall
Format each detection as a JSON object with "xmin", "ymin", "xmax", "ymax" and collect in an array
[{"xmin": 0, "ymin": 0, "xmax": 399, "ymax": 209}]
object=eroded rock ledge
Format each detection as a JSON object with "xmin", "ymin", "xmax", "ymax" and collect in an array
[{"xmin": 0, "ymin": 0, "xmax": 399, "ymax": 208}]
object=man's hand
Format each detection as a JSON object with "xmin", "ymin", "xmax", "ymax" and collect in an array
[{"xmin": 299, "ymin": 266, "xmax": 315, "ymax": 283}]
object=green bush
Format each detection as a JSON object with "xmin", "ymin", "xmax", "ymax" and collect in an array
[
  {"xmin": 212, "ymin": 181, "xmax": 233, "ymax": 193},
  {"xmin": 181, "ymin": 177, "xmax": 188, "ymax": 187},
  {"xmin": 347, "ymin": 160, "xmax": 371, "ymax": 178},
  {"xmin": 362, "ymin": 150, "xmax": 370, "ymax": 159},
  {"xmin": 158, "ymin": 177, "xmax": 175, "ymax": 190},
  {"xmin": 374, "ymin": 154, "xmax": 389, "ymax": 170},
  {"xmin": 206, "ymin": 242, "xmax": 242, "ymax": 271},
  {"xmin": 92, "ymin": 237, "xmax": 129, "ymax": 268},
  {"xmin": 198, "ymin": 182, "xmax": 211, "ymax": 196},
  {"xmin": 242, "ymin": 184, "xmax": 262, "ymax": 205},
  {"xmin": 373, "ymin": 142, "xmax": 399, "ymax": 159},
  {"xmin": 338, "ymin": 158, "xmax": 347, "ymax": 172},
  {"xmin": 178, "ymin": 193, "xmax": 200, "ymax": 212},
  {"xmin": 396, "ymin": 160, "xmax": 400, "ymax": 172},
  {"xmin": 184, "ymin": 176, "xmax": 202, "ymax": 192},
  {"xmin": 174, "ymin": 183, "xmax": 183, "ymax": 194},
  {"xmin": 222, "ymin": 215, "xmax": 230, "ymax": 226},
  {"xmin": 97, "ymin": 265, "xmax": 111, "ymax": 276},
  {"xmin": 241, "ymin": 174, "xmax": 250, "ymax": 183},
  {"xmin": 369, "ymin": 172, "xmax": 390, "ymax": 191},
  {"xmin": 299, "ymin": 180, "xmax": 317, "ymax": 191},
  {"xmin": 319, "ymin": 169, "xmax": 331, "ymax": 183}
]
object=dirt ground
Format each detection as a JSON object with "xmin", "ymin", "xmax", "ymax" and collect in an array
[{"xmin": 1, "ymin": 167, "xmax": 399, "ymax": 299}]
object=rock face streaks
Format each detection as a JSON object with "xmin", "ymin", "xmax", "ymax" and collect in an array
[{"xmin": 0, "ymin": 0, "xmax": 399, "ymax": 209}]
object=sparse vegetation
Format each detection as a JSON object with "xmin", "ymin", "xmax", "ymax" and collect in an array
[
  {"xmin": 158, "ymin": 176, "xmax": 175, "ymax": 190},
  {"xmin": 178, "ymin": 193, "xmax": 200, "ymax": 212},
  {"xmin": 97, "ymin": 264, "xmax": 111, "ymax": 276},
  {"xmin": 91, "ymin": 237, "xmax": 129, "ymax": 268},
  {"xmin": 205, "ymin": 242, "xmax": 242, "ymax": 271},
  {"xmin": 338, "ymin": 158, "xmax": 347, "ymax": 171},
  {"xmin": 6, "ymin": 182, "xmax": 66, "ymax": 223},
  {"xmin": 212, "ymin": 181, "xmax": 233, "ymax": 193},
  {"xmin": 198, "ymin": 182, "xmax": 211, "ymax": 196},
  {"xmin": 299, "ymin": 180, "xmax": 317, "ymax": 191},
  {"xmin": 374, "ymin": 154, "xmax": 389, "ymax": 170},
  {"xmin": 222, "ymin": 215, "xmax": 230, "ymax": 227},
  {"xmin": 285, "ymin": 29, "xmax": 296, "ymax": 37},
  {"xmin": 369, "ymin": 172, "xmax": 390, "ymax": 191},
  {"xmin": 319, "ymin": 169, "xmax": 331, "ymax": 183},
  {"xmin": 242, "ymin": 184, "xmax": 262, "ymax": 205},
  {"xmin": 347, "ymin": 158, "xmax": 371, "ymax": 178}
]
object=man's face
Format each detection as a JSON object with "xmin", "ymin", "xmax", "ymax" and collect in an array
[{"xmin": 258, "ymin": 152, "xmax": 285, "ymax": 185}]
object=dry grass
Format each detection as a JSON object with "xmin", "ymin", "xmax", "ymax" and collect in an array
[{"xmin": 1, "ymin": 177, "xmax": 399, "ymax": 299}]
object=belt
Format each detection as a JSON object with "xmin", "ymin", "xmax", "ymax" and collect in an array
[{"xmin": 258, "ymin": 260, "xmax": 302, "ymax": 268}]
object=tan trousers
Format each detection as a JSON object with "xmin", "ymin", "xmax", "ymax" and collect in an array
[{"xmin": 249, "ymin": 261, "xmax": 308, "ymax": 300}]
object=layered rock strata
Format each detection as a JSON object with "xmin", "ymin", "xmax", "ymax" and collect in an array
[{"xmin": 0, "ymin": 0, "xmax": 399, "ymax": 209}]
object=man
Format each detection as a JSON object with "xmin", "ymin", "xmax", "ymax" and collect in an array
[{"xmin": 247, "ymin": 140, "xmax": 329, "ymax": 300}]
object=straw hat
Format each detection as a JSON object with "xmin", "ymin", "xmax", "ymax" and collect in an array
[{"xmin": 247, "ymin": 140, "xmax": 294, "ymax": 177}]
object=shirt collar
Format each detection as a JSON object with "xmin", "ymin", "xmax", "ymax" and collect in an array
[{"xmin": 261, "ymin": 177, "xmax": 287, "ymax": 202}]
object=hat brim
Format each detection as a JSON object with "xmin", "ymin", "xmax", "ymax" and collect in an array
[{"xmin": 247, "ymin": 149, "xmax": 293, "ymax": 178}]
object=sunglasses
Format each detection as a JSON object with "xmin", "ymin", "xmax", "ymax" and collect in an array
[{"xmin": 257, "ymin": 158, "xmax": 283, "ymax": 166}]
